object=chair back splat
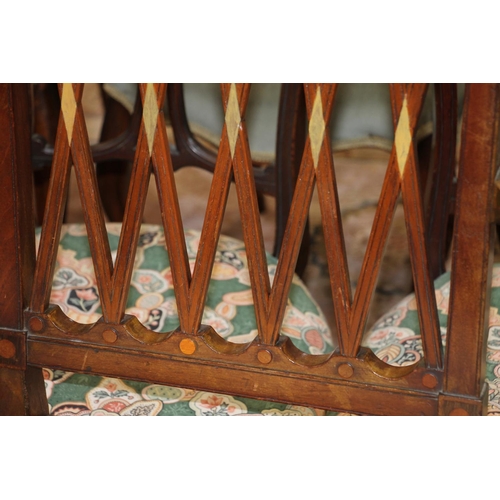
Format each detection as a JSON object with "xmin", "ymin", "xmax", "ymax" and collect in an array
[{"xmin": 0, "ymin": 83, "xmax": 498, "ymax": 416}]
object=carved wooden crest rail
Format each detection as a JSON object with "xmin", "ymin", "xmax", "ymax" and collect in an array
[{"xmin": 0, "ymin": 83, "xmax": 498, "ymax": 415}]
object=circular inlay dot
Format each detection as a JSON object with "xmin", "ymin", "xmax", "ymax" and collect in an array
[
  {"xmin": 29, "ymin": 316, "xmax": 45, "ymax": 332},
  {"xmin": 422, "ymin": 373, "xmax": 438, "ymax": 389},
  {"xmin": 102, "ymin": 329, "xmax": 118, "ymax": 343},
  {"xmin": 257, "ymin": 349, "xmax": 272, "ymax": 364},
  {"xmin": 179, "ymin": 338, "xmax": 196, "ymax": 355},
  {"xmin": 338, "ymin": 363, "xmax": 354, "ymax": 379},
  {"xmin": 449, "ymin": 408, "xmax": 469, "ymax": 416},
  {"xmin": 0, "ymin": 339, "xmax": 16, "ymax": 359}
]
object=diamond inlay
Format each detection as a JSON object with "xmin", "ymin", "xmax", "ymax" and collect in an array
[
  {"xmin": 395, "ymin": 97, "xmax": 412, "ymax": 177},
  {"xmin": 225, "ymin": 83, "xmax": 241, "ymax": 159},
  {"xmin": 143, "ymin": 83, "xmax": 159, "ymax": 155},
  {"xmin": 309, "ymin": 87, "xmax": 326, "ymax": 169},
  {"xmin": 61, "ymin": 83, "xmax": 77, "ymax": 143}
]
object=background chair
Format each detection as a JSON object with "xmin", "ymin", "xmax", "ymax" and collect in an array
[{"xmin": 0, "ymin": 83, "xmax": 498, "ymax": 416}]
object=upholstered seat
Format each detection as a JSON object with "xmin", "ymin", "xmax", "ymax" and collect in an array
[
  {"xmin": 40, "ymin": 224, "xmax": 500, "ymax": 416},
  {"xmin": 362, "ymin": 268, "xmax": 500, "ymax": 416},
  {"xmin": 34, "ymin": 223, "xmax": 500, "ymax": 416},
  {"xmin": 41, "ymin": 224, "xmax": 334, "ymax": 416}
]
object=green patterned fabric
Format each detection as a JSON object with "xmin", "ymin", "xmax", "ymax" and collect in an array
[
  {"xmin": 40, "ymin": 224, "xmax": 500, "ymax": 415},
  {"xmin": 362, "ymin": 268, "xmax": 500, "ymax": 416},
  {"xmin": 41, "ymin": 224, "xmax": 334, "ymax": 416}
]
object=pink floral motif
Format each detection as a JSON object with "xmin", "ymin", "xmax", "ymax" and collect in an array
[
  {"xmin": 198, "ymin": 394, "xmax": 237, "ymax": 414},
  {"xmin": 304, "ymin": 329, "xmax": 324, "ymax": 350},
  {"xmin": 103, "ymin": 381, "xmax": 117, "ymax": 392},
  {"xmin": 102, "ymin": 401, "xmax": 127, "ymax": 413},
  {"xmin": 200, "ymin": 395, "xmax": 224, "ymax": 408},
  {"xmin": 132, "ymin": 270, "xmax": 168, "ymax": 294},
  {"xmin": 75, "ymin": 288, "xmax": 98, "ymax": 301},
  {"xmin": 189, "ymin": 392, "xmax": 247, "ymax": 415}
]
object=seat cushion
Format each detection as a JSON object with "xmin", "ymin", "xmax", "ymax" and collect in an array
[
  {"xmin": 362, "ymin": 267, "xmax": 500, "ymax": 416},
  {"xmin": 41, "ymin": 224, "xmax": 334, "ymax": 416}
]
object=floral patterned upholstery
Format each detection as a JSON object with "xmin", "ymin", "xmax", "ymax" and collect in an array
[
  {"xmin": 41, "ymin": 224, "xmax": 334, "ymax": 416},
  {"xmin": 362, "ymin": 267, "xmax": 500, "ymax": 416},
  {"xmin": 40, "ymin": 224, "xmax": 500, "ymax": 415}
]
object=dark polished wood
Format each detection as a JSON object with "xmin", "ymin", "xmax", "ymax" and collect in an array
[
  {"xmin": 0, "ymin": 84, "xmax": 47, "ymax": 415},
  {"xmin": 1, "ymin": 83, "xmax": 498, "ymax": 416},
  {"xmin": 442, "ymin": 84, "xmax": 499, "ymax": 414}
]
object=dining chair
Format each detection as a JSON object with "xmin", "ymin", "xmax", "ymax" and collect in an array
[{"xmin": 0, "ymin": 83, "xmax": 498, "ymax": 416}]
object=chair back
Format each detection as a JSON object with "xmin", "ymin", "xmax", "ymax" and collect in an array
[{"xmin": 0, "ymin": 83, "xmax": 498, "ymax": 415}]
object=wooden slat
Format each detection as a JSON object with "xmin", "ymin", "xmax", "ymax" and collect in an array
[
  {"xmin": 65, "ymin": 84, "xmax": 114, "ymax": 321},
  {"xmin": 30, "ymin": 84, "xmax": 81, "ymax": 313},
  {"xmin": 391, "ymin": 84, "xmax": 442, "ymax": 369},
  {"xmin": 225, "ymin": 83, "xmax": 273, "ymax": 342},
  {"xmin": 349, "ymin": 155, "xmax": 400, "ymax": 353},
  {"xmin": 187, "ymin": 145, "xmax": 233, "ymax": 333},
  {"xmin": 27, "ymin": 337, "xmax": 440, "ymax": 415},
  {"xmin": 268, "ymin": 153, "xmax": 316, "ymax": 344},
  {"xmin": 147, "ymin": 83, "xmax": 193, "ymax": 332},
  {"xmin": 307, "ymin": 84, "xmax": 353, "ymax": 354},
  {"xmin": 107, "ymin": 85, "xmax": 158, "ymax": 323},
  {"xmin": 349, "ymin": 84, "xmax": 433, "ymax": 358}
]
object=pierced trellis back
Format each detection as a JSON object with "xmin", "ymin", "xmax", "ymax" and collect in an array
[{"xmin": 15, "ymin": 83, "xmax": 498, "ymax": 415}]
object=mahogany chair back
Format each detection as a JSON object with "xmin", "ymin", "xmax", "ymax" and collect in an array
[
  {"xmin": 0, "ymin": 83, "xmax": 498, "ymax": 416},
  {"xmin": 31, "ymin": 83, "xmax": 309, "ymax": 273}
]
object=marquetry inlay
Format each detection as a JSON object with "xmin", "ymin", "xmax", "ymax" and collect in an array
[
  {"xmin": 0, "ymin": 339, "xmax": 16, "ymax": 359},
  {"xmin": 225, "ymin": 83, "xmax": 241, "ymax": 159},
  {"xmin": 179, "ymin": 338, "xmax": 196, "ymax": 355},
  {"xmin": 308, "ymin": 87, "xmax": 326, "ymax": 169},
  {"xmin": 61, "ymin": 83, "xmax": 77, "ymax": 143},
  {"xmin": 143, "ymin": 83, "xmax": 159, "ymax": 155},
  {"xmin": 394, "ymin": 97, "xmax": 412, "ymax": 177}
]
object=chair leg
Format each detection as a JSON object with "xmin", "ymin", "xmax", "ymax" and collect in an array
[{"xmin": 0, "ymin": 365, "xmax": 48, "ymax": 416}]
